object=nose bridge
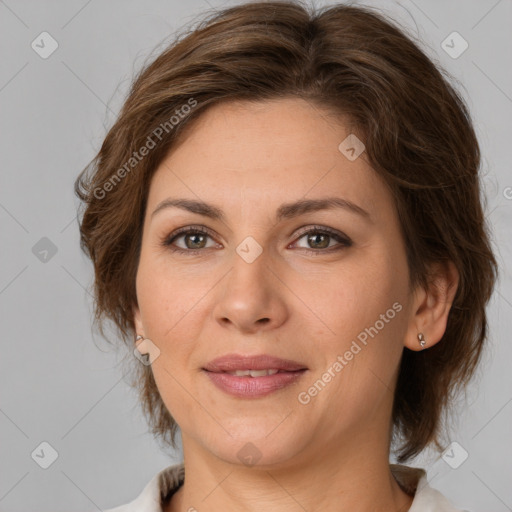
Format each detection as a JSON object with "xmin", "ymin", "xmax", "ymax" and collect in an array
[
  {"xmin": 212, "ymin": 236, "xmax": 288, "ymax": 332},
  {"xmin": 227, "ymin": 238, "xmax": 271, "ymax": 302}
]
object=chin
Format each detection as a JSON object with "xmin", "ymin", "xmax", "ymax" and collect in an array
[{"xmin": 197, "ymin": 421, "xmax": 310, "ymax": 469}]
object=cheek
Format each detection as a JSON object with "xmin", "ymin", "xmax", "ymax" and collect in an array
[
  {"xmin": 309, "ymin": 249, "xmax": 409, "ymax": 401},
  {"xmin": 303, "ymin": 271, "xmax": 407, "ymax": 429},
  {"xmin": 134, "ymin": 253, "xmax": 222, "ymax": 407},
  {"xmin": 318, "ymin": 257, "xmax": 400, "ymax": 333},
  {"xmin": 135, "ymin": 251, "xmax": 211, "ymax": 341}
]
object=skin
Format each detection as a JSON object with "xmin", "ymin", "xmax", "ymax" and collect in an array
[{"xmin": 132, "ymin": 98, "xmax": 459, "ymax": 512}]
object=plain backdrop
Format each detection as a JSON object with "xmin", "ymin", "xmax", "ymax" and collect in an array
[{"xmin": 0, "ymin": 0, "xmax": 511, "ymax": 511}]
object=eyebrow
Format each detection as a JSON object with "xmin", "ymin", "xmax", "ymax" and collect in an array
[{"xmin": 151, "ymin": 196, "xmax": 371, "ymax": 223}]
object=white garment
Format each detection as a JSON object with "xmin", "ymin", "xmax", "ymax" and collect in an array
[{"xmin": 102, "ymin": 463, "xmax": 468, "ymax": 512}]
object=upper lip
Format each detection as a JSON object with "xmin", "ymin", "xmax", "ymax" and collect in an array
[{"xmin": 203, "ymin": 354, "xmax": 308, "ymax": 372}]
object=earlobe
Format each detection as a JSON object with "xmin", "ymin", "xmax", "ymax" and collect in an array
[{"xmin": 404, "ymin": 261, "xmax": 459, "ymax": 351}]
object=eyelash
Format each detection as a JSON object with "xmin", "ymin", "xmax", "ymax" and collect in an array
[{"xmin": 162, "ymin": 224, "xmax": 352, "ymax": 256}]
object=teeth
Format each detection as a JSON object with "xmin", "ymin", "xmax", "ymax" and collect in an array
[{"xmin": 227, "ymin": 369, "xmax": 280, "ymax": 377}]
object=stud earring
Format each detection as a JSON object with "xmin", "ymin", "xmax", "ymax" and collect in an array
[{"xmin": 418, "ymin": 332, "xmax": 426, "ymax": 349}]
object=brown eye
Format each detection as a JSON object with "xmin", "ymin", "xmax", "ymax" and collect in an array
[
  {"xmin": 293, "ymin": 226, "xmax": 352, "ymax": 254},
  {"xmin": 306, "ymin": 232, "xmax": 331, "ymax": 249},
  {"xmin": 163, "ymin": 226, "xmax": 219, "ymax": 253},
  {"xmin": 182, "ymin": 232, "xmax": 208, "ymax": 249}
]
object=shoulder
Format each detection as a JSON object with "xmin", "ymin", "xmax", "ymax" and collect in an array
[
  {"xmin": 102, "ymin": 463, "xmax": 185, "ymax": 512},
  {"xmin": 391, "ymin": 464, "xmax": 471, "ymax": 512}
]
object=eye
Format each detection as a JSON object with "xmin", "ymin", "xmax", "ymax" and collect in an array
[
  {"xmin": 162, "ymin": 224, "xmax": 352, "ymax": 255},
  {"xmin": 291, "ymin": 225, "xmax": 352, "ymax": 254},
  {"xmin": 162, "ymin": 226, "xmax": 220, "ymax": 253}
]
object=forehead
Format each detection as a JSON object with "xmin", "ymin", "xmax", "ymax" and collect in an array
[{"xmin": 147, "ymin": 98, "xmax": 392, "ymax": 219}]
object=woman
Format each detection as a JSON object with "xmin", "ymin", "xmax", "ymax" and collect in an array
[{"xmin": 75, "ymin": 1, "xmax": 497, "ymax": 510}]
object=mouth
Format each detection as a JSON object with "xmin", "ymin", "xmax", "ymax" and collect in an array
[
  {"xmin": 202, "ymin": 354, "xmax": 308, "ymax": 398},
  {"xmin": 223, "ymin": 369, "xmax": 282, "ymax": 377}
]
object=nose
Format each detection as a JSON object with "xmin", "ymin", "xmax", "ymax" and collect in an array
[{"xmin": 212, "ymin": 247, "xmax": 289, "ymax": 335}]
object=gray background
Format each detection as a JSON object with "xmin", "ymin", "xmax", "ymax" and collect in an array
[{"xmin": 0, "ymin": 0, "xmax": 511, "ymax": 510}]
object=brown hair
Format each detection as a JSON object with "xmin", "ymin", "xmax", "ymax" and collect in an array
[{"xmin": 74, "ymin": 0, "xmax": 498, "ymax": 462}]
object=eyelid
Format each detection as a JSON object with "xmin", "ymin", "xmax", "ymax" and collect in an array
[{"xmin": 292, "ymin": 224, "xmax": 350, "ymax": 242}]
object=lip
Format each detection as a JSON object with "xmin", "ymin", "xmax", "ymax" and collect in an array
[
  {"xmin": 203, "ymin": 354, "xmax": 307, "ymax": 372},
  {"xmin": 203, "ymin": 354, "xmax": 308, "ymax": 398}
]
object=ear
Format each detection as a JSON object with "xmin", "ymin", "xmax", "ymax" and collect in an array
[
  {"xmin": 404, "ymin": 260, "xmax": 459, "ymax": 351},
  {"xmin": 132, "ymin": 302, "xmax": 145, "ymax": 341}
]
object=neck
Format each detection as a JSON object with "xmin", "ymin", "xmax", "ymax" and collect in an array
[{"xmin": 166, "ymin": 431, "xmax": 414, "ymax": 512}]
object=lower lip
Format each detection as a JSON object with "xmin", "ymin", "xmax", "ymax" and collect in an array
[{"xmin": 204, "ymin": 370, "xmax": 306, "ymax": 398}]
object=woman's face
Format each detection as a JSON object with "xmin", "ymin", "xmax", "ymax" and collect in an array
[{"xmin": 133, "ymin": 98, "xmax": 417, "ymax": 467}]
